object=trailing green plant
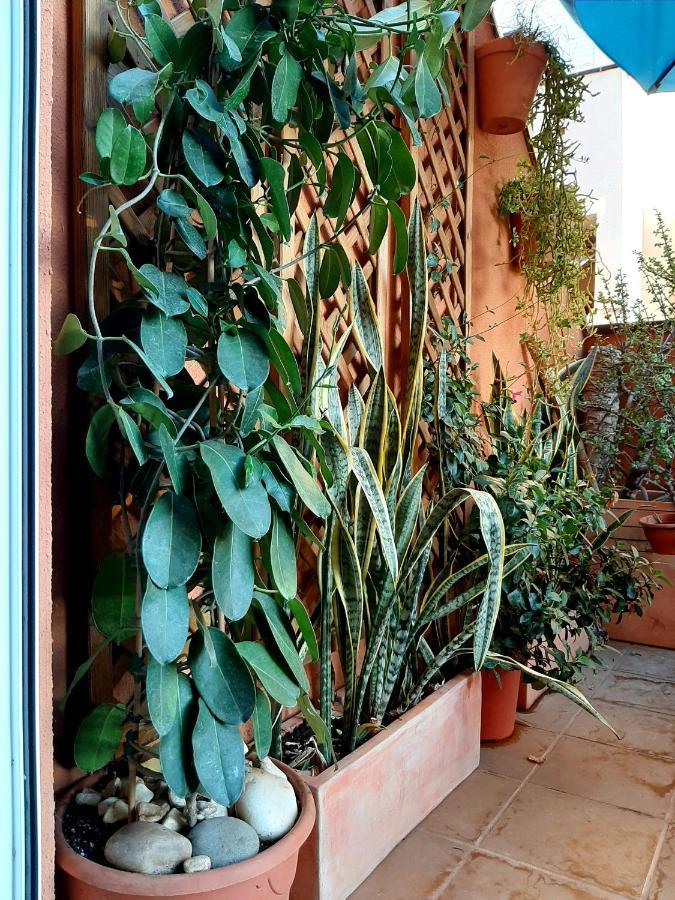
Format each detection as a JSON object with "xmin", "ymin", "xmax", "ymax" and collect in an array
[
  {"xmin": 497, "ymin": 30, "xmax": 594, "ymax": 374},
  {"xmin": 54, "ymin": 0, "xmax": 472, "ymax": 811},
  {"xmin": 582, "ymin": 214, "xmax": 675, "ymax": 501}
]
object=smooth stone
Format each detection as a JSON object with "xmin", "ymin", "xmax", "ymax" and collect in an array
[
  {"xmin": 103, "ymin": 799, "xmax": 129, "ymax": 824},
  {"xmin": 187, "ymin": 817, "xmax": 259, "ymax": 869},
  {"xmin": 162, "ymin": 808, "xmax": 187, "ymax": 832},
  {"xmin": 137, "ymin": 801, "xmax": 169, "ymax": 822},
  {"xmin": 169, "ymin": 789, "xmax": 186, "ymax": 808},
  {"xmin": 104, "ymin": 821, "xmax": 192, "ymax": 875},
  {"xmin": 196, "ymin": 800, "xmax": 228, "ymax": 820},
  {"xmin": 235, "ymin": 766, "xmax": 298, "ymax": 842},
  {"xmin": 184, "ymin": 855, "xmax": 211, "ymax": 873},
  {"xmin": 75, "ymin": 789, "xmax": 101, "ymax": 807},
  {"xmin": 120, "ymin": 777, "xmax": 154, "ymax": 805},
  {"xmin": 97, "ymin": 797, "xmax": 117, "ymax": 817}
]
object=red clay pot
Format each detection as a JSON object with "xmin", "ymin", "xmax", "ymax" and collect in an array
[
  {"xmin": 480, "ymin": 669, "xmax": 521, "ymax": 741},
  {"xmin": 475, "ymin": 37, "xmax": 548, "ymax": 134},
  {"xmin": 55, "ymin": 763, "xmax": 315, "ymax": 900},
  {"xmin": 640, "ymin": 513, "xmax": 675, "ymax": 555}
]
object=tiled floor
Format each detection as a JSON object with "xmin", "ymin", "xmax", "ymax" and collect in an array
[{"xmin": 351, "ymin": 642, "xmax": 675, "ymax": 899}]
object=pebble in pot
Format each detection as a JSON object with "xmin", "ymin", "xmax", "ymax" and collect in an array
[
  {"xmin": 187, "ymin": 817, "xmax": 259, "ymax": 869},
  {"xmin": 104, "ymin": 821, "xmax": 192, "ymax": 875},
  {"xmin": 235, "ymin": 758, "xmax": 298, "ymax": 842}
]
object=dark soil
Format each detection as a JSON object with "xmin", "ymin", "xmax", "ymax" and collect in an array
[{"xmin": 62, "ymin": 801, "xmax": 120, "ymax": 865}]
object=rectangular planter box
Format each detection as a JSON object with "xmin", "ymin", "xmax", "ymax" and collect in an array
[
  {"xmin": 606, "ymin": 499, "xmax": 675, "ymax": 650},
  {"xmin": 291, "ymin": 672, "xmax": 481, "ymax": 900}
]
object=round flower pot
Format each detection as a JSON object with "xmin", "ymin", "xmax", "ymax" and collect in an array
[
  {"xmin": 480, "ymin": 669, "xmax": 521, "ymax": 741},
  {"xmin": 640, "ymin": 513, "xmax": 675, "ymax": 555},
  {"xmin": 475, "ymin": 37, "xmax": 548, "ymax": 135},
  {"xmin": 55, "ymin": 763, "xmax": 316, "ymax": 900}
]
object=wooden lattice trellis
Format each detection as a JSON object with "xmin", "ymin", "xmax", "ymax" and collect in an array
[{"xmin": 73, "ymin": 0, "xmax": 474, "ymax": 704}]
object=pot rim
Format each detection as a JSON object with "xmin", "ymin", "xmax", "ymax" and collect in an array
[
  {"xmin": 55, "ymin": 761, "xmax": 316, "ymax": 896},
  {"xmin": 640, "ymin": 513, "xmax": 675, "ymax": 529},
  {"xmin": 475, "ymin": 35, "xmax": 548, "ymax": 63}
]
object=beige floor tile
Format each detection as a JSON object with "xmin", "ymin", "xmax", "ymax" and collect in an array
[
  {"xmin": 530, "ymin": 734, "xmax": 675, "ymax": 816},
  {"xmin": 482, "ymin": 783, "xmax": 663, "ymax": 896},
  {"xmin": 419, "ymin": 770, "xmax": 519, "ymax": 843},
  {"xmin": 480, "ymin": 724, "xmax": 556, "ymax": 779},
  {"xmin": 610, "ymin": 643, "xmax": 675, "ymax": 682},
  {"xmin": 567, "ymin": 699, "xmax": 675, "ymax": 759},
  {"xmin": 650, "ymin": 824, "xmax": 675, "ymax": 899},
  {"xmin": 517, "ymin": 692, "xmax": 581, "ymax": 732},
  {"xmin": 595, "ymin": 673, "xmax": 675, "ymax": 714},
  {"xmin": 350, "ymin": 829, "xmax": 464, "ymax": 900},
  {"xmin": 441, "ymin": 851, "xmax": 627, "ymax": 899}
]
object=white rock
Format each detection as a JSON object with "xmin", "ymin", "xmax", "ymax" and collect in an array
[
  {"xmin": 168, "ymin": 790, "xmax": 186, "ymax": 808},
  {"xmin": 103, "ymin": 799, "xmax": 129, "ymax": 824},
  {"xmin": 97, "ymin": 797, "xmax": 117, "ymax": 817},
  {"xmin": 137, "ymin": 801, "xmax": 169, "ymax": 823},
  {"xmin": 162, "ymin": 808, "xmax": 188, "ymax": 832},
  {"xmin": 104, "ymin": 821, "xmax": 192, "ymax": 875},
  {"xmin": 196, "ymin": 800, "xmax": 228, "ymax": 820},
  {"xmin": 259, "ymin": 757, "xmax": 288, "ymax": 781},
  {"xmin": 235, "ymin": 766, "xmax": 298, "ymax": 842},
  {"xmin": 75, "ymin": 789, "xmax": 102, "ymax": 807},
  {"xmin": 101, "ymin": 776, "xmax": 121, "ymax": 799},
  {"xmin": 120, "ymin": 777, "xmax": 154, "ymax": 805},
  {"xmin": 183, "ymin": 855, "xmax": 212, "ymax": 873}
]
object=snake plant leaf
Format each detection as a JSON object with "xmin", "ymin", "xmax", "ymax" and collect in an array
[
  {"xmin": 201, "ymin": 441, "xmax": 271, "ymax": 539},
  {"xmin": 140, "ymin": 309, "xmax": 187, "ymax": 378},
  {"xmin": 141, "ymin": 581, "xmax": 189, "ymax": 664},
  {"xmin": 388, "ymin": 200, "xmax": 408, "ymax": 274},
  {"xmin": 394, "ymin": 465, "xmax": 427, "ymax": 561},
  {"xmin": 142, "ymin": 492, "xmax": 201, "ymax": 589},
  {"xmin": 267, "ymin": 328, "xmax": 301, "ymax": 398},
  {"xmin": 212, "ymin": 521, "xmax": 255, "ymax": 621},
  {"xmin": 92, "ymin": 553, "xmax": 137, "ymax": 642},
  {"xmin": 146, "ymin": 657, "xmax": 179, "ymax": 736},
  {"xmin": 192, "ymin": 699, "xmax": 246, "ymax": 806},
  {"xmin": 272, "ymin": 435, "xmax": 330, "ymax": 518},
  {"xmin": 144, "ymin": 13, "xmax": 180, "ymax": 67},
  {"xmin": 289, "ymin": 598, "xmax": 319, "ymax": 663},
  {"xmin": 182, "ymin": 130, "xmax": 225, "ymax": 187},
  {"xmin": 567, "ymin": 345, "xmax": 598, "ymax": 416},
  {"xmin": 266, "ymin": 509, "xmax": 297, "ymax": 600},
  {"xmin": 74, "ymin": 704, "xmax": 127, "ymax": 772},
  {"xmin": 236, "ymin": 641, "xmax": 300, "ymax": 707},
  {"xmin": 350, "ymin": 263, "xmax": 383, "ymax": 372},
  {"xmin": 321, "ymin": 432, "xmax": 349, "ymax": 507},
  {"xmin": 255, "ymin": 593, "xmax": 309, "ymax": 691},
  {"xmin": 260, "ymin": 157, "xmax": 291, "ymax": 242},
  {"xmin": 331, "ymin": 513, "xmax": 364, "ymax": 729},
  {"xmin": 298, "ymin": 692, "xmax": 335, "ymax": 763},
  {"xmin": 471, "ymin": 490, "xmax": 506, "ymax": 669},
  {"xmin": 487, "ymin": 653, "xmax": 620, "ymax": 737},
  {"xmin": 407, "ymin": 626, "xmax": 474, "ymax": 707},
  {"xmin": 358, "ymin": 367, "xmax": 386, "ymax": 470},
  {"xmin": 190, "ymin": 627, "xmax": 255, "ymax": 724},
  {"xmin": 402, "ymin": 201, "xmax": 428, "ymax": 434},
  {"xmin": 350, "ymin": 447, "xmax": 398, "ymax": 580},
  {"xmin": 346, "ymin": 384, "xmax": 365, "ymax": 446},
  {"xmin": 271, "ymin": 47, "xmax": 303, "ymax": 122},
  {"xmin": 251, "ymin": 690, "xmax": 272, "ymax": 760},
  {"xmin": 217, "ymin": 328, "xmax": 270, "ymax": 392},
  {"xmin": 159, "ymin": 672, "xmax": 198, "ymax": 798}
]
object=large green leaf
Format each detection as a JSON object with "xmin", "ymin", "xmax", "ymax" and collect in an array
[
  {"xmin": 414, "ymin": 53, "xmax": 442, "ymax": 119},
  {"xmin": 251, "ymin": 689, "xmax": 272, "ymax": 760},
  {"xmin": 117, "ymin": 408, "xmax": 147, "ymax": 467},
  {"xmin": 272, "ymin": 435, "xmax": 330, "ymax": 518},
  {"xmin": 201, "ymin": 441, "xmax": 271, "ymax": 539},
  {"xmin": 92, "ymin": 553, "xmax": 137, "ymax": 642},
  {"xmin": 236, "ymin": 641, "xmax": 300, "ymax": 707},
  {"xmin": 141, "ymin": 581, "xmax": 189, "ymax": 664},
  {"xmin": 189, "ymin": 627, "xmax": 255, "ymax": 724},
  {"xmin": 260, "ymin": 157, "xmax": 291, "ymax": 241},
  {"xmin": 324, "ymin": 151, "xmax": 356, "ymax": 229},
  {"xmin": 74, "ymin": 704, "xmax": 127, "ymax": 772},
  {"xmin": 158, "ymin": 425, "xmax": 187, "ymax": 494},
  {"xmin": 95, "ymin": 108, "xmax": 127, "ymax": 161},
  {"xmin": 212, "ymin": 521, "xmax": 255, "ymax": 621},
  {"xmin": 182, "ymin": 130, "xmax": 224, "ymax": 186},
  {"xmin": 461, "ymin": 0, "xmax": 493, "ymax": 31},
  {"xmin": 255, "ymin": 593, "xmax": 309, "ymax": 691},
  {"xmin": 267, "ymin": 328, "xmax": 301, "ymax": 398},
  {"xmin": 146, "ymin": 657, "xmax": 179, "ymax": 736},
  {"xmin": 217, "ymin": 328, "xmax": 270, "ymax": 392},
  {"xmin": 138, "ymin": 265, "xmax": 191, "ymax": 317},
  {"xmin": 54, "ymin": 313, "xmax": 88, "ymax": 356},
  {"xmin": 141, "ymin": 492, "xmax": 202, "ymax": 589},
  {"xmin": 266, "ymin": 509, "xmax": 297, "ymax": 600},
  {"xmin": 271, "ymin": 48, "xmax": 303, "ymax": 122},
  {"xmin": 470, "ymin": 491, "xmax": 506, "ymax": 669},
  {"xmin": 85, "ymin": 405, "xmax": 116, "ymax": 478},
  {"xmin": 192, "ymin": 699, "xmax": 246, "ymax": 805},
  {"xmin": 109, "ymin": 68, "xmax": 159, "ymax": 106},
  {"xmin": 144, "ymin": 13, "xmax": 180, "ymax": 66},
  {"xmin": 140, "ymin": 310, "xmax": 187, "ymax": 377},
  {"xmin": 160, "ymin": 673, "xmax": 198, "ymax": 798},
  {"xmin": 221, "ymin": 6, "xmax": 276, "ymax": 68}
]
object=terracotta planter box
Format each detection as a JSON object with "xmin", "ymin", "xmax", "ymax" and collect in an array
[
  {"xmin": 290, "ymin": 672, "xmax": 481, "ymax": 900},
  {"xmin": 606, "ymin": 499, "xmax": 675, "ymax": 650}
]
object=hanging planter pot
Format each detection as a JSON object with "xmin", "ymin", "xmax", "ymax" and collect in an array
[
  {"xmin": 480, "ymin": 668, "xmax": 521, "ymax": 741},
  {"xmin": 55, "ymin": 763, "xmax": 315, "ymax": 900},
  {"xmin": 640, "ymin": 512, "xmax": 675, "ymax": 555},
  {"xmin": 476, "ymin": 37, "xmax": 548, "ymax": 135}
]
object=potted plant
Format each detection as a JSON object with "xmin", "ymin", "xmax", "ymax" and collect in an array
[
  {"xmin": 476, "ymin": 30, "xmax": 548, "ymax": 134},
  {"xmin": 53, "ymin": 2, "xmax": 461, "ymax": 896}
]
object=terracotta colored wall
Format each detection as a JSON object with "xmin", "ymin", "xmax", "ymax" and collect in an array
[{"xmin": 468, "ymin": 20, "xmax": 533, "ymax": 402}]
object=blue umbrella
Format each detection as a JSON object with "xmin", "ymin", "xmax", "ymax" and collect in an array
[{"xmin": 559, "ymin": 0, "xmax": 675, "ymax": 92}]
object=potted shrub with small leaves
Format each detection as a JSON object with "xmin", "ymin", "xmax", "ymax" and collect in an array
[{"xmin": 53, "ymin": 2, "xmax": 461, "ymax": 897}]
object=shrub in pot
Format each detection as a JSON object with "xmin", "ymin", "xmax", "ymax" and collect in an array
[{"xmin": 53, "ymin": 1, "xmax": 462, "ymax": 895}]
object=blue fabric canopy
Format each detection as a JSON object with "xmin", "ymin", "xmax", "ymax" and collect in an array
[{"xmin": 559, "ymin": 0, "xmax": 675, "ymax": 92}]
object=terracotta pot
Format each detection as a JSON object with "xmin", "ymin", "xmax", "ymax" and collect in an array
[
  {"xmin": 480, "ymin": 669, "xmax": 521, "ymax": 741},
  {"xmin": 55, "ymin": 763, "xmax": 315, "ymax": 900},
  {"xmin": 475, "ymin": 37, "xmax": 548, "ymax": 135},
  {"xmin": 291, "ymin": 672, "xmax": 481, "ymax": 900},
  {"xmin": 640, "ymin": 512, "xmax": 675, "ymax": 555}
]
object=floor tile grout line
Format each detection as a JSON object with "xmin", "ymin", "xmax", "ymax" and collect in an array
[{"xmin": 640, "ymin": 789, "xmax": 675, "ymax": 899}]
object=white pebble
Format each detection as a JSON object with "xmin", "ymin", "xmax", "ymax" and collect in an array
[
  {"xmin": 75, "ymin": 789, "xmax": 102, "ymax": 807},
  {"xmin": 235, "ymin": 767, "xmax": 298, "ymax": 842},
  {"xmin": 137, "ymin": 801, "xmax": 169, "ymax": 823},
  {"xmin": 97, "ymin": 797, "xmax": 117, "ymax": 817},
  {"xmin": 183, "ymin": 855, "xmax": 212, "ymax": 873},
  {"xmin": 168, "ymin": 790, "xmax": 186, "ymax": 808},
  {"xmin": 162, "ymin": 808, "xmax": 187, "ymax": 832},
  {"xmin": 103, "ymin": 799, "xmax": 129, "ymax": 824}
]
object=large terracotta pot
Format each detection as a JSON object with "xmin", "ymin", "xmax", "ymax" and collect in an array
[
  {"xmin": 476, "ymin": 37, "xmax": 548, "ymax": 134},
  {"xmin": 480, "ymin": 669, "xmax": 521, "ymax": 741},
  {"xmin": 640, "ymin": 512, "xmax": 675, "ymax": 555},
  {"xmin": 55, "ymin": 762, "xmax": 315, "ymax": 900}
]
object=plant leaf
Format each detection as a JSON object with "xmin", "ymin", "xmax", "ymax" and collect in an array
[
  {"xmin": 192, "ymin": 699, "xmax": 246, "ymax": 805},
  {"xmin": 251, "ymin": 690, "xmax": 272, "ymax": 760},
  {"xmin": 236, "ymin": 641, "xmax": 300, "ymax": 707},
  {"xmin": 142, "ymin": 580, "xmax": 189, "ymax": 664},
  {"xmin": 74, "ymin": 704, "xmax": 127, "ymax": 772},
  {"xmin": 266, "ymin": 509, "xmax": 297, "ymax": 600},
  {"xmin": 350, "ymin": 447, "xmax": 398, "ymax": 580},
  {"xmin": 55, "ymin": 313, "xmax": 88, "ymax": 356},
  {"xmin": 217, "ymin": 328, "xmax": 270, "ymax": 392},
  {"xmin": 109, "ymin": 124, "xmax": 147, "ymax": 186},
  {"xmin": 95, "ymin": 108, "xmax": 127, "ymax": 161},
  {"xmin": 146, "ymin": 657, "xmax": 179, "ymax": 736},
  {"xmin": 271, "ymin": 48, "xmax": 303, "ymax": 122},
  {"xmin": 189, "ymin": 627, "xmax": 255, "ymax": 724},
  {"xmin": 140, "ymin": 310, "xmax": 187, "ymax": 378},
  {"xmin": 141, "ymin": 492, "xmax": 202, "ymax": 589},
  {"xmin": 144, "ymin": 13, "xmax": 180, "ymax": 66},
  {"xmin": 272, "ymin": 435, "xmax": 330, "ymax": 518},
  {"xmin": 201, "ymin": 441, "xmax": 271, "ymax": 539},
  {"xmin": 212, "ymin": 521, "xmax": 255, "ymax": 621},
  {"xmin": 92, "ymin": 553, "xmax": 137, "ymax": 642},
  {"xmin": 260, "ymin": 157, "xmax": 291, "ymax": 241},
  {"xmin": 182, "ymin": 130, "xmax": 224, "ymax": 186},
  {"xmin": 160, "ymin": 672, "xmax": 198, "ymax": 798},
  {"xmin": 255, "ymin": 593, "xmax": 309, "ymax": 691}
]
